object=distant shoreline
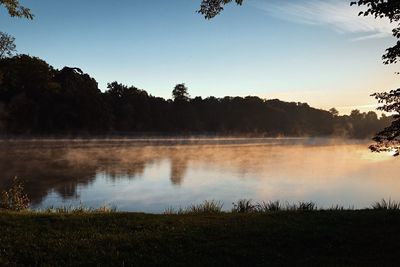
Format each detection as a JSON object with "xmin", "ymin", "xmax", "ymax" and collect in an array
[
  {"xmin": 0, "ymin": 134, "xmax": 372, "ymax": 141},
  {"xmin": 0, "ymin": 136, "xmax": 372, "ymax": 148}
]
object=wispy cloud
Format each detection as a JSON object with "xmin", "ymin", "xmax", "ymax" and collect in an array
[{"xmin": 251, "ymin": 0, "xmax": 394, "ymax": 41}]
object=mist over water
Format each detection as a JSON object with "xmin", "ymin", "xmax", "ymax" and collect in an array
[{"xmin": 0, "ymin": 138, "xmax": 397, "ymax": 212}]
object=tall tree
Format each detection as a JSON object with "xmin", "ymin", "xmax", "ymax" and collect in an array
[
  {"xmin": 0, "ymin": 32, "xmax": 16, "ymax": 58},
  {"xmin": 0, "ymin": 0, "xmax": 33, "ymax": 19},
  {"xmin": 172, "ymin": 84, "xmax": 190, "ymax": 102},
  {"xmin": 352, "ymin": 1, "xmax": 400, "ymax": 155}
]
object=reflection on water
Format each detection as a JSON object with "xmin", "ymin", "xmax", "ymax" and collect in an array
[{"xmin": 0, "ymin": 138, "xmax": 398, "ymax": 212}]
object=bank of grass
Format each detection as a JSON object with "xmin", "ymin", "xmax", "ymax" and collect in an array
[
  {"xmin": 2, "ymin": 181, "xmax": 400, "ymax": 266},
  {"xmin": 1, "ymin": 209, "xmax": 400, "ymax": 266}
]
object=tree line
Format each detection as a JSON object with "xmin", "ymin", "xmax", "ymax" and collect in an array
[{"xmin": 0, "ymin": 55, "xmax": 392, "ymax": 137}]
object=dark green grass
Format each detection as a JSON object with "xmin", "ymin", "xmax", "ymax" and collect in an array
[{"xmin": 1, "ymin": 210, "xmax": 400, "ymax": 266}]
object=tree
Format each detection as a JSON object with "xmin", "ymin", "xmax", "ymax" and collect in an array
[
  {"xmin": 370, "ymin": 89, "xmax": 400, "ymax": 155},
  {"xmin": 329, "ymin": 108, "xmax": 339, "ymax": 117},
  {"xmin": 198, "ymin": 0, "xmax": 243, "ymax": 19},
  {"xmin": 0, "ymin": 0, "xmax": 34, "ymax": 61},
  {"xmin": 0, "ymin": 0, "xmax": 33, "ymax": 19},
  {"xmin": 352, "ymin": 1, "xmax": 400, "ymax": 155},
  {"xmin": 172, "ymin": 83, "xmax": 190, "ymax": 102},
  {"xmin": 0, "ymin": 32, "xmax": 16, "ymax": 58},
  {"xmin": 351, "ymin": 1, "xmax": 400, "ymax": 64}
]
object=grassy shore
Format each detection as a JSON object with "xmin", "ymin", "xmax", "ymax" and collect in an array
[{"xmin": 0, "ymin": 210, "xmax": 400, "ymax": 266}]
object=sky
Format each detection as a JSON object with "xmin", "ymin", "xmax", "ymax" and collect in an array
[{"xmin": 1, "ymin": 0, "xmax": 399, "ymax": 115}]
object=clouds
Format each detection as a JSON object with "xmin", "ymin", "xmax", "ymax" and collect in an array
[{"xmin": 251, "ymin": 0, "xmax": 394, "ymax": 41}]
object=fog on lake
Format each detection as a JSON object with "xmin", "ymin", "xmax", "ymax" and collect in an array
[{"xmin": 0, "ymin": 138, "xmax": 397, "ymax": 212}]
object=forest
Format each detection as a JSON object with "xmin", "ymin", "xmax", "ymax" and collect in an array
[{"xmin": 0, "ymin": 54, "xmax": 392, "ymax": 138}]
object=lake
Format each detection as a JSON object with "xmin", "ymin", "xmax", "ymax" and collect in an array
[{"xmin": 0, "ymin": 138, "xmax": 398, "ymax": 212}]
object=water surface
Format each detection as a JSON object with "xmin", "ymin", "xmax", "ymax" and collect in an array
[{"xmin": 0, "ymin": 138, "xmax": 397, "ymax": 212}]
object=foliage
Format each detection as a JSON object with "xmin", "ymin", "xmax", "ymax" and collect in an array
[
  {"xmin": 0, "ymin": 32, "xmax": 16, "ymax": 58},
  {"xmin": 42, "ymin": 204, "xmax": 117, "ymax": 214},
  {"xmin": 0, "ymin": 177, "xmax": 30, "ymax": 211},
  {"xmin": 371, "ymin": 198, "xmax": 400, "ymax": 210},
  {"xmin": 232, "ymin": 200, "xmax": 317, "ymax": 213},
  {"xmin": 351, "ymin": 0, "xmax": 400, "ymax": 64},
  {"xmin": 0, "ymin": 0, "xmax": 33, "ymax": 19},
  {"xmin": 329, "ymin": 107, "xmax": 339, "ymax": 117},
  {"xmin": 186, "ymin": 200, "xmax": 224, "ymax": 214},
  {"xmin": 256, "ymin": 200, "xmax": 282, "ymax": 212},
  {"xmin": 288, "ymin": 202, "xmax": 317, "ymax": 211},
  {"xmin": 199, "ymin": 0, "xmax": 243, "ymax": 19},
  {"xmin": 164, "ymin": 200, "xmax": 223, "ymax": 214},
  {"xmin": 0, "ymin": 54, "xmax": 390, "ymax": 136},
  {"xmin": 370, "ymin": 89, "xmax": 400, "ymax": 155},
  {"xmin": 231, "ymin": 199, "xmax": 256, "ymax": 213},
  {"xmin": 351, "ymin": 1, "xmax": 400, "ymax": 155},
  {"xmin": 172, "ymin": 83, "xmax": 190, "ymax": 102}
]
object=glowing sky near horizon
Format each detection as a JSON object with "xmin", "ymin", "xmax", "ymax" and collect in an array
[{"xmin": 1, "ymin": 0, "xmax": 399, "ymax": 114}]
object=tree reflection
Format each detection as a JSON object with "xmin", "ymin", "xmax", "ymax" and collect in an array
[
  {"xmin": 0, "ymin": 143, "xmax": 165, "ymax": 204},
  {"xmin": 0, "ymin": 139, "xmax": 385, "ymax": 207},
  {"xmin": 170, "ymin": 156, "xmax": 188, "ymax": 186}
]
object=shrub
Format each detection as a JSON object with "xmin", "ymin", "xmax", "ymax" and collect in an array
[{"xmin": 0, "ymin": 177, "xmax": 30, "ymax": 211}]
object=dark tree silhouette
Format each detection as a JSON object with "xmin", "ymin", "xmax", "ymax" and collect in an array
[
  {"xmin": 199, "ymin": 0, "xmax": 243, "ymax": 19},
  {"xmin": 0, "ymin": 32, "xmax": 16, "ymax": 58},
  {"xmin": 370, "ymin": 90, "xmax": 400, "ymax": 156},
  {"xmin": 329, "ymin": 108, "xmax": 339, "ymax": 117},
  {"xmin": 172, "ymin": 83, "xmax": 190, "ymax": 102},
  {"xmin": 352, "ymin": 1, "xmax": 400, "ymax": 155},
  {"xmin": 0, "ymin": 0, "xmax": 33, "ymax": 19},
  {"xmin": 0, "ymin": 54, "xmax": 389, "ymax": 137}
]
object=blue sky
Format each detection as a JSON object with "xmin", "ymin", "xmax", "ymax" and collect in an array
[{"xmin": 1, "ymin": 0, "xmax": 399, "ymax": 114}]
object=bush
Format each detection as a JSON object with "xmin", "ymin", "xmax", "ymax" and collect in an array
[{"xmin": 0, "ymin": 177, "xmax": 30, "ymax": 211}]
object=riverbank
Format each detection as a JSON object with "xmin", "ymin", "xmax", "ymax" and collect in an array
[{"xmin": 0, "ymin": 210, "xmax": 399, "ymax": 266}]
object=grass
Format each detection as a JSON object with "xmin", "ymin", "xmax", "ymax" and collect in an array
[
  {"xmin": 1, "ymin": 180, "xmax": 400, "ymax": 265},
  {"xmin": 1, "ymin": 210, "xmax": 400, "ymax": 266},
  {"xmin": 256, "ymin": 200, "xmax": 282, "ymax": 212},
  {"xmin": 232, "ymin": 199, "xmax": 256, "ymax": 213},
  {"xmin": 40, "ymin": 203, "xmax": 117, "ymax": 214},
  {"xmin": 371, "ymin": 198, "xmax": 400, "ymax": 210},
  {"xmin": 231, "ymin": 199, "xmax": 317, "ymax": 213},
  {"xmin": 164, "ymin": 200, "xmax": 223, "ymax": 215}
]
